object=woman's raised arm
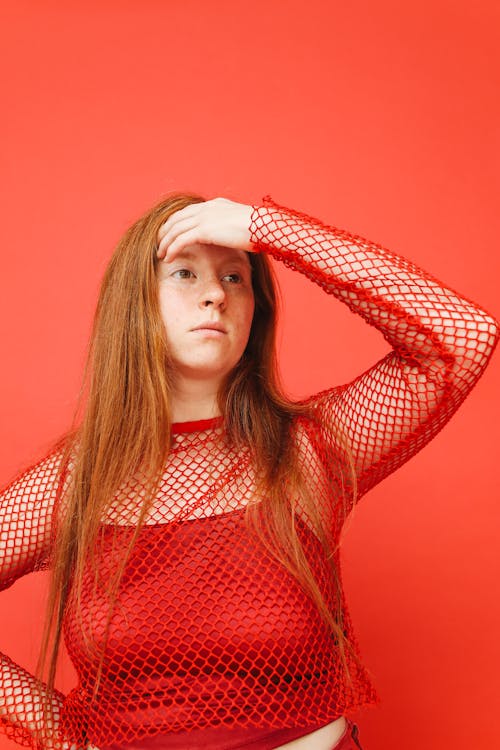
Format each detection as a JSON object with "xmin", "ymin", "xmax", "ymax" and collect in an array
[{"xmin": 249, "ymin": 195, "xmax": 499, "ymax": 503}]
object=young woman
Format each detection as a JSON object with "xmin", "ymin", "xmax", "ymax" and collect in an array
[{"xmin": 0, "ymin": 193, "xmax": 498, "ymax": 750}]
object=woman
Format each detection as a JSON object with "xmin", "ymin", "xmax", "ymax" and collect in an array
[{"xmin": 0, "ymin": 193, "xmax": 498, "ymax": 750}]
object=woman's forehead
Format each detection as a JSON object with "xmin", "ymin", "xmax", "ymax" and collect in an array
[{"xmin": 164, "ymin": 244, "xmax": 251, "ymax": 266}]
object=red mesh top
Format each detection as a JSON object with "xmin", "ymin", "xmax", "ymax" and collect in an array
[{"xmin": 1, "ymin": 196, "xmax": 498, "ymax": 750}]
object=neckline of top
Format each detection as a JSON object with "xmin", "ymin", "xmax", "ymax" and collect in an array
[{"xmin": 171, "ymin": 416, "xmax": 224, "ymax": 434}]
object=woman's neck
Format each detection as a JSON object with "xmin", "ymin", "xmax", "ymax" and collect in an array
[{"xmin": 169, "ymin": 377, "xmax": 221, "ymax": 423}]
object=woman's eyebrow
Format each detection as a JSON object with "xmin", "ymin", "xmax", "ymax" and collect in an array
[
  {"xmin": 224, "ymin": 256, "xmax": 251, "ymax": 268},
  {"xmin": 168, "ymin": 249, "xmax": 197, "ymax": 263},
  {"xmin": 158, "ymin": 249, "xmax": 251, "ymax": 271},
  {"xmin": 156, "ymin": 250, "xmax": 198, "ymax": 273}
]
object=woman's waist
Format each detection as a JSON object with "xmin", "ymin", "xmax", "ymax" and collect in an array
[
  {"xmin": 99, "ymin": 718, "xmax": 346, "ymax": 750},
  {"xmin": 62, "ymin": 673, "xmax": 345, "ymax": 746}
]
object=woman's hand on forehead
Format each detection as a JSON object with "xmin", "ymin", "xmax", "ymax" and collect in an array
[{"xmin": 156, "ymin": 197, "xmax": 255, "ymax": 263}]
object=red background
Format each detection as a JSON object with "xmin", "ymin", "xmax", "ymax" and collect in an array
[{"xmin": 1, "ymin": 1, "xmax": 499, "ymax": 748}]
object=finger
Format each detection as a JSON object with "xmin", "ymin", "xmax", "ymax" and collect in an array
[
  {"xmin": 157, "ymin": 209, "xmax": 201, "ymax": 256},
  {"xmin": 157, "ymin": 216, "xmax": 198, "ymax": 259},
  {"xmin": 160, "ymin": 227, "xmax": 200, "ymax": 263},
  {"xmin": 157, "ymin": 203, "xmax": 203, "ymax": 243},
  {"xmin": 157, "ymin": 217, "xmax": 197, "ymax": 259}
]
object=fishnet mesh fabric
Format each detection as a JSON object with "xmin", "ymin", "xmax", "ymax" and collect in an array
[{"xmin": 1, "ymin": 195, "xmax": 498, "ymax": 749}]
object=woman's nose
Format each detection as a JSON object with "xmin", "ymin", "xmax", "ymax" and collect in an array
[{"xmin": 199, "ymin": 278, "xmax": 226, "ymax": 308}]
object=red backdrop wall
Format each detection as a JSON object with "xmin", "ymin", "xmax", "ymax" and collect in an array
[{"xmin": 1, "ymin": 2, "xmax": 499, "ymax": 748}]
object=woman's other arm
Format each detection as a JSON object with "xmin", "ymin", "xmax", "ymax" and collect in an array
[{"xmin": 0, "ymin": 446, "xmax": 70, "ymax": 748}]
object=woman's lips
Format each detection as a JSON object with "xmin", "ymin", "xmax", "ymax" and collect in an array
[
  {"xmin": 192, "ymin": 328, "xmax": 226, "ymax": 336},
  {"xmin": 191, "ymin": 323, "xmax": 227, "ymax": 334}
]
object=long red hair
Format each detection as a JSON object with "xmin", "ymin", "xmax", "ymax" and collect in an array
[{"xmin": 37, "ymin": 192, "xmax": 361, "ymax": 722}]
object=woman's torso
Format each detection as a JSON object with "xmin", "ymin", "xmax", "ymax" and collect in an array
[{"xmin": 61, "ymin": 421, "xmax": 376, "ymax": 748}]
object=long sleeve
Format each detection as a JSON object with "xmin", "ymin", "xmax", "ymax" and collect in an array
[
  {"xmin": 0, "ymin": 446, "xmax": 68, "ymax": 749},
  {"xmin": 249, "ymin": 195, "xmax": 499, "ymax": 503}
]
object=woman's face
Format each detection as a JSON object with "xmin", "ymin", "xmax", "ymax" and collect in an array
[{"xmin": 157, "ymin": 243, "xmax": 255, "ymax": 387}]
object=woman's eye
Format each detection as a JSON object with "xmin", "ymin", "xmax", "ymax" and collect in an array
[
  {"xmin": 172, "ymin": 269, "xmax": 194, "ymax": 279},
  {"xmin": 223, "ymin": 273, "xmax": 242, "ymax": 283}
]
